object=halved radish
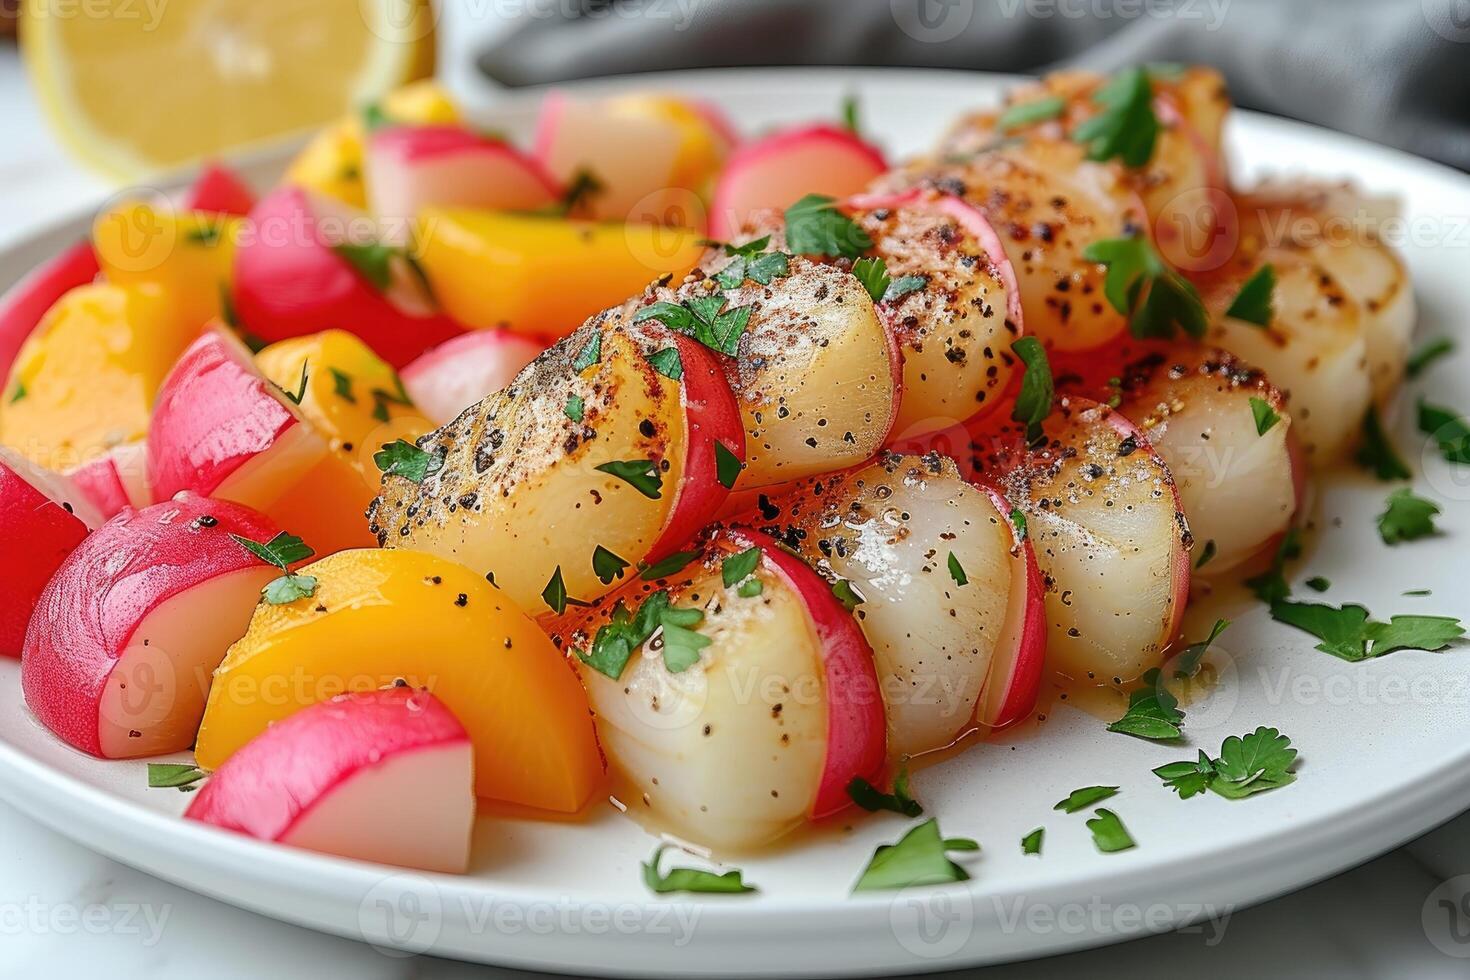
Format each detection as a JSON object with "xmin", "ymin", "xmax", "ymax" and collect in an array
[
  {"xmin": 973, "ymin": 483, "xmax": 1047, "ymax": 732},
  {"xmin": 186, "ymin": 687, "xmax": 475, "ymax": 874},
  {"xmin": 400, "ymin": 329, "xmax": 547, "ymax": 426},
  {"xmin": 372, "ymin": 312, "xmax": 744, "ymax": 614},
  {"xmin": 365, "ymin": 125, "xmax": 561, "ymax": 233},
  {"xmin": 988, "ymin": 398, "xmax": 1191, "ymax": 685},
  {"xmin": 767, "ymin": 453, "xmax": 1042, "ymax": 754},
  {"xmin": 66, "ymin": 441, "xmax": 152, "ymax": 520},
  {"xmin": 148, "ymin": 328, "xmax": 372, "ymax": 555},
  {"xmin": 21, "ymin": 493, "xmax": 282, "ymax": 757},
  {"xmin": 182, "ymin": 163, "xmax": 257, "ymax": 216},
  {"xmin": 709, "ymin": 124, "xmax": 887, "ymax": 240},
  {"xmin": 232, "ymin": 186, "xmax": 464, "ymax": 368},
  {"xmin": 0, "ymin": 448, "xmax": 98, "ymax": 657},
  {"xmin": 848, "ymin": 189, "xmax": 1024, "ymax": 434},
  {"xmin": 560, "ymin": 525, "xmax": 883, "ymax": 850},
  {"xmin": 0, "ymin": 240, "xmax": 98, "ymax": 381}
]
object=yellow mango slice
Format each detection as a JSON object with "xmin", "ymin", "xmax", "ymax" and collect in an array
[
  {"xmin": 195, "ymin": 548, "xmax": 604, "ymax": 813},
  {"xmin": 413, "ymin": 208, "xmax": 703, "ymax": 338},
  {"xmin": 93, "ymin": 203, "xmax": 242, "ymax": 332},
  {"xmin": 1, "ymin": 283, "xmax": 196, "ymax": 471}
]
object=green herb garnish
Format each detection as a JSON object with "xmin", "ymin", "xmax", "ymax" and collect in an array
[
  {"xmin": 1172, "ymin": 618, "xmax": 1230, "ymax": 680},
  {"xmin": 1249, "ymin": 396, "xmax": 1280, "ymax": 436},
  {"xmin": 646, "ymin": 347, "xmax": 683, "ymax": 381},
  {"xmin": 1407, "ymin": 338, "xmax": 1454, "ymax": 378},
  {"xmin": 847, "ymin": 766, "xmax": 923, "ymax": 817},
  {"xmin": 1419, "ymin": 398, "xmax": 1470, "ymax": 464},
  {"xmin": 374, "ymin": 439, "xmax": 442, "ymax": 483},
  {"xmin": 832, "ymin": 579, "xmax": 865, "ymax": 612},
  {"xmin": 564, "ymin": 393, "xmax": 585, "ymax": 422},
  {"xmin": 148, "ymin": 763, "xmax": 206, "ymax": 791},
  {"xmin": 634, "ymin": 295, "xmax": 754, "ymax": 357},
  {"xmin": 852, "ymin": 819, "xmax": 979, "ymax": 892},
  {"xmin": 1270, "ymin": 600, "xmax": 1463, "ymax": 662},
  {"xmin": 1072, "ymin": 67, "xmax": 1159, "ymax": 167},
  {"xmin": 592, "ymin": 545, "xmax": 630, "ymax": 585},
  {"xmin": 1243, "ymin": 526, "xmax": 1302, "ymax": 604},
  {"xmin": 783, "ymin": 193, "xmax": 872, "ymax": 260},
  {"xmin": 715, "ymin": 440, "xmax": 742, "ymax": 490},
  {"xmin": 1083, "ymin": 235, "xmax": 1207, "ymax": 341},
  {"xmin": 1010, "ymin": 336, "xmax": 1054, "ymax": 444},
  {"xmin": 1053, "ymin": 785, "xmax": 1119, "ymax": 814},
  {"xmin": 1021, "ymin": 827, "xmax": 1045, "ymax": 855},
  {"xmin": 642, "ymin": 845, "xmax": 755, "ymax": 895},
  {"xmin": 722, "ymin": 547, "xmax": 762, "ymax": 589},
  {"xmin": 1085, "ymin": 808, "xmax": 1136, "ymax": 852},
  {"xmin": 1156, "ymin": 727, "xmax": 1299, "ymax": 801},
  {"xmin": 595, "ymin": 458, "xmax": 663, "ymax": 499},
  {"xmin": 1378, "ymin": 487, "xmax": 1440, "ymax": 545},
  {"xmin": 571, "ymin": 331, "xmax": 602, "ymax": 372},
  {"xmin": 1224, "ymin": 264, "xmax": 1276, "ymax": 327},
  {"xmin": 639, "ymin": 550, "xmax": 698, "ymax": 582},
  {"xmin": 997, "ymin": 95, "xmax": 1066, "ymax": 133},
  {"xmin": 1107, "ymin": 668, "xmax": 1183, "ymax": 740},
  {"xmin": 946, "ymin": 552, "xmax": 968, "ymax": 587},
  {"xmin": 1357, "ymin": 405, "xmax": 1411, "ymax": 479}
]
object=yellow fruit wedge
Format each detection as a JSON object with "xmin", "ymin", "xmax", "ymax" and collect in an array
[{"xmin": 21, "ymin": 0, "xmax": 436, "ymax": 179}]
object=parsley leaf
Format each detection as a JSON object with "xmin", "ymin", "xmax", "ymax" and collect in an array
[
  {"xmin": 1021, "ymin": 827, "xmax": 1045, "ymax": 855},
  {"xmin": 1224, "ymin": 264, "xmax": 1276, "ymax": 327},
  {"xmin": 557, "ymin": 168, "xmax": 604, "ymax": 216},
  {"xmin": 1072, "ymin": 67, "xmax": 1159, "ymax": 167},
  {"xmin": 360, "ymin": 101, "xmax": 390, "ymax": 132},
  {"xmin": 1086, "ymin": 808, "xmax": 1136, "ymax": 852},
  {"xmin": 1249, "ymin": 397, "xmax": 1280, "ymax": 436},
  {"xmin": 1378, "ymin": 487, "xmax": 1440, "ymax": 544},
  {"xmin": 711, "ymin": 238, "xmax": 792, "ymax": 288},
  {"xmin": 1270, "ymin": 600, "xmax": 1464, "ymax": 661},
  {"xmin": 332, "ymin": 242, "xmax": 400, "ymax": 292},
  {"xmin": 721, "ymin": 547, "xmax": 762, "ymax": 588},
  {"xmin": 658, "ymin": 606, "xmax": 711, "ymax": 673},
  {"xmin": 832, "ymin": 579, "xmax": 865, "ymax": 612},
  {"xmin": 639, "ymin": 550, "xmax": 698, "ymax": 582},
  {"xmin": 1357, "ymin": 405, "xmax": 1411, "ymax": 479},
  {"xmin": 1153, "ymin": 752, "xmax": 1217, "ymax": 800},
  {"xmin": 783, "ymin": 193, "xmax": 873, "ymax": 259},
  {"xmin": 1010, "ymin": 336, "xmax": 1054, "ymax": 444},
  {"xmin": 852, "ymin": 256, "xmax": 892, "ymax": 304},
  {"xmin": 148, "ymin": 763, "xmax": 206, "ymax": 791},
  {"xmin": 541, "ymin": 566, "xmax": 575, "ymax": 615},
  {"xmin": 1107, "ymin": 668, "xmax": 1182, "ymax": 740},
  {"xmin": 564, "ymin": 393, "xmax": 585, "ymax": 422},
  {"xmin": 592, "ymin": 545, "xmax": 629, "ymax": 585},
  {"xmin": 1367, "ymin": 616, "xmax": 1465, "ymax": 657},
  {"xmin": 715, "ymin": 440, "xmax": 742, "ymax": 490},
  {"xmin": 642, "ymin": 845, "xmax": 755, "ymax": 895},
  {"xmin": 1243, "ymin": 526, "xmax": 1302, "ymax": 604},
  {"xmin": 852, "ymin": 819, "xmax": 979, "ymax": 892},
  {"xmin": 261, "ymin": 573, "xmax": 318, "ymax": 604},
  {"xmin": 1194, "ymin": 539, "xmax": 1217, "ymax": 569},
  {"xmin": 1172, "ymin": 618, "xmax": 1230, "ymax": 679},
  {"xmin": 646, "ymin": 347, "xmax": 682, "ymax": 381},
  {"xmin": 841, "ymin": 93, "xmax": 861, "ymax": 134},
  {"xmin": 374, "ymin": 439, "xmax": 443, "ymax": 483},
  {"xmin": 572, "ymin": 331, "xmax": 602, "ymax": 372},
  {"xmin": 578, "ymin": 591, "xmax": 673, "ymax": 679},
  {"xmin": 634, "ymin": 295, "xmax": 754, "ymax": 357},
  {"xmin": 885, "ymin": 274, "xmax": 927, "ymax": 302},
  {"xmin": 1419, "ymin": 398, "xmax": 1470, "ymax": 465},
  {"xmin": 1210, "ymin": 727, "xmax": 1298, "ymax": 798},
  {"xmin": 8, "ymin": 379, "xmax": 25, "ymax": 404},
  {"xmin": 1010, "ymin": 508, "xmax": 1028, "ymax": 541},
  {"xmin": 847, "ymin": 766, "xmax": 923, "ymax": 817},
  {"xmin": 595, "ymin": 458, "xmax": 663, "ymax": 499},
  {"xmin": 1407, "ymin": 338, "xmax": 1454, "ymax": 378},
  {"xmin": 1053, "ymin": 785, "xmax": 1119, "ymax": 814},
  {"xmin": 997, "ymin": 95, "xmax": 1066, "ymax": 133},
  {"xmin": 1306, "ymin": 576, "xmax": 1331, "ymax": 592},
  {"xmin": 738, "ymin": 578, "xmax": 763, "ymax": 597},
  {"xmin": 329, "ymin": 367, "xmax": 355, "ymax": 403},
  {"xmin": 281, "ymin": 361, "xmax": 309, "ymax": 405},
  {"xmin": 1083, "ymin": 235, "xmax": 1207, "ymax": 340},
  {"xmin": 947, "ymin": 552, "xmax": 968, "ymax": 586},
  {"xmin": 231, "ymin": 531, "xmax": 315, "ymax": 570}
]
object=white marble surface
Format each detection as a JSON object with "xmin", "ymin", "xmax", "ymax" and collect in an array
[{"xmin": 4, "ymin": 31, "xmax": 1470, "ymax": 980}]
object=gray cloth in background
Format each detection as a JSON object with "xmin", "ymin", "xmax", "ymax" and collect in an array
[{"xmin": 477, "ymin": 0, "xmax": 1470, "ymax": 170}]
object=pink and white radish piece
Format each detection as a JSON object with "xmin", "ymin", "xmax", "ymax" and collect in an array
[
  {"xmin": 186, "ymin": 687, "xmax": 475, "ymax": 874},
  {"xmin": 66, "ymin": 441, "xmax": 152, "ymax": 520},
  {"xmin": 21, "ymin": 493, "xmax": 282, "ymax": 758},
  {"xmin": 400, "ymin": 328, "xmax": 547, "ymax": 426}
]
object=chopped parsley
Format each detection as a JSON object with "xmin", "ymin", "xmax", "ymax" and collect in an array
[
  {"xmin": 1407, "ymin": 338, "xmax": 1454, "ymax": 378},
  {"xmin": 1107, "ymin": 668, "xmax": 1183, "ymax": 740},
  {"xmin": 847, "ymin": 766, "xmax": 923, "ymax": 817},
  {"xmin": 946, "ymin": 552, "xmax": 968, "ymax": 586},
  {"xmin": 595, "ymin": 458, "xmax": 663, "ymax": 499},
  {"xmin": 148, "ymin": 763, "xmax": 206, "ymax": 791},
  {"xmin": 721, "ymin": 547, "xmax": 762, "ymax": 589},
  {"xmin": 783, "ymin": 193, "xmax": 873, "ymax": 260},
  {"xmin": 1021, "ymin": 827, "xmax": 1045, "ymax": 855},
  {"xmin": 1155, "ymin": 727, "xmax": 1298, "ymax": 801},
  {"xmin": 331, "ymin": 242, "xmax": 402, "ymax": 292},
  {"xmin": 1270, "ymin": 599, "xmax": 1463, "ymax": 662},
  {"xmin": 639, "ymin": 549, "xmax": 698, "ymax": 582},
  {"xmin": 710, "ymin": 236, "xmax": 791, "ymax": 289},
  {"xmin": 852, "ymin": 256, "xmax": 892, "ymax": 304},
  {"xmin": 578, "ymin": 591, "xmax": 674, "ymax": 679},
  {"xmin": 329, "ymin": 368, "xmax": 355, "ymax": 403},
  {"xmin": 1085, "ymin": 808, "xmax": 1136, "ymax": 853},
  {"xmin": 852, "ymin": 819, "xmax": 979, "ymax": 892},
  {"xmin": 1224, "ymin": 264, "xmax": 1276, "ymax": 327},
  {"xmin": 738, "ymin": 578, "xmax": 763, "ymax": 597},
  {"xmin": 571, "ymin": 331, "xmax": 602, "ymax": 372},
  {"xmin": 841, "ymin": 93, "xmax": 861, "ymax": 134},
  {"xmin": 1053, "ymin": 785, "xmax": 1119, "ymax": 814},
  {"xmin": 832, "ymin": 579, "xmax": 865, "ymax": 613},
  {"xmin": 1418, "ymin": 398, "xmax": 1470, "ymax": 464},
  {"xmin": 1305, "ymin": 576, "xmax": 1331, "ymax": 592},
  {"xmin": 885, "ymin": 274, "xmax": 927, "ymax": 302},
  {"xmin": 1010, "ymin": 336, "xmax": 1054, "ymax": 444},
  {"xmin": 8, "ymin": 380, "xmax": 25, "ymax": 404},
  {"xmin": 1072, "ymin": 67, "xmax": 1159, "ymax": 167},
  {"xmin": 1357, "ymin": 405, "xmax": 1411, "ymax": 480},
  {"xmin": 1194, "ymin": 539, "xmax": 1217, "ymax": 569},
  {"xmin": 263, "ymin": 574, "xmax": 319, "ymax": 605},
  {"xmin": 230, "ymin": 529, "xmax": 318, "ymax": 606},
  {"xmin": 1171, "ymin": 618, "xmax": 1230, "ymax": 680},
  {"xmin": 643, "ymin": 845, "xmax": 755, "ymax": 895},
  {"xmin": 541, "ymin": 566, "xmax": 575, "ymax": 615},
  {"xmin": 564, "ymin": 393, "xmax": 585, "ymax": 422},
  {"xmin": 1243, "ymin": 526, "xmax": 1302, "ymax": 604},
  {"xmin": 185, "ymin": 224, "xmax": 224, "ymax": 246},
  {"xmin": 1009, "ymin": 507, "xmax": 1028, "ymax": 541},
  {"xmin": 715, "ymin": 440, "xmax": 743, "ymax": 490},
  {"xmin": 281, "ymin": 361, "xmax": 309, "ymax": 405},
  {"xmin": 1083, "ymin": 235, "xmax": 1207, "ymax": 341},
  {"xmin": 634, "ymin": 294, "xmax": 754, "ymax": 357},
  {"xmin": 374, "ymin": 439, "xmax": 443, "ymax": 483},
  {"xmin": 997, "ymin": 95, "xmax": 1066, "ymax": 133},
  {"xmin": 592, "ymin": 545, "xmax": 630, "ymax": 585},
  {"xmin": 658, "ymin": 606, "xmax": 711, "ymax": 673},
  {"xmin": 646, "ymin": 346, "xmax": 683, "ymax": 381},
  {"xmin": 1378, "ymin": 487, "xmax": 1440, "ymax": 545},
  {"xmin": 557, "ymin": 168, "xmax": 604, "ymax": 216},
  {"xmin": 1249, "ymin": 396, "xmax": 1280, "ymax": 436},
  {"xmin": 360, "ymin": 101, "xmax": 390, "ymax": 132}
]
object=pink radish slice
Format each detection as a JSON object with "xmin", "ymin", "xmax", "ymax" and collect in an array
[
  {"xmin": 21, "ymin": 493, "xmax": 282, "ymax": 757},
  {"xmin": 366, "ymin": 125, "xmax": 561, "ymax": 229},
  {"xmin": 974, "ymin": 484, "xmax": 1047, "ymax": 732},
  {"xmin": 400, "ymin": 329, "xmax": 547, "ymax": 426},
  {"xmin": 709, "ymin": 124, "xmax": 887, "ymax": 240},
  {"xmin": 67, "ymin": 442, "xmax": 152, "ymax": 520},
  {"xmin": 532, "ymin": 91, "xmax": 686, "ymax": 223},
  {"xmin": 183, "ymin": 163, "xmax": 257, "ymax": 216},
  {"xmin": 727, "ymin": 527, "xmax": 886, "ymax": 819},
  {"xmin": 0, "ymin": 448, "xmax": 96, "ymax": 658},
  {"xmin": 0, "ymin": 240, "xmax": 99, "ymax": 380},
  {"xmin": 186, "ymin": 687, "xmax": 474, "ymax": 874}
]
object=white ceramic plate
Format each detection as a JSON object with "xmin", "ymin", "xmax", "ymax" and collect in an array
[{"xmin": 2, "ymin": 68, "xmax": 1469, "ymax": 977}]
